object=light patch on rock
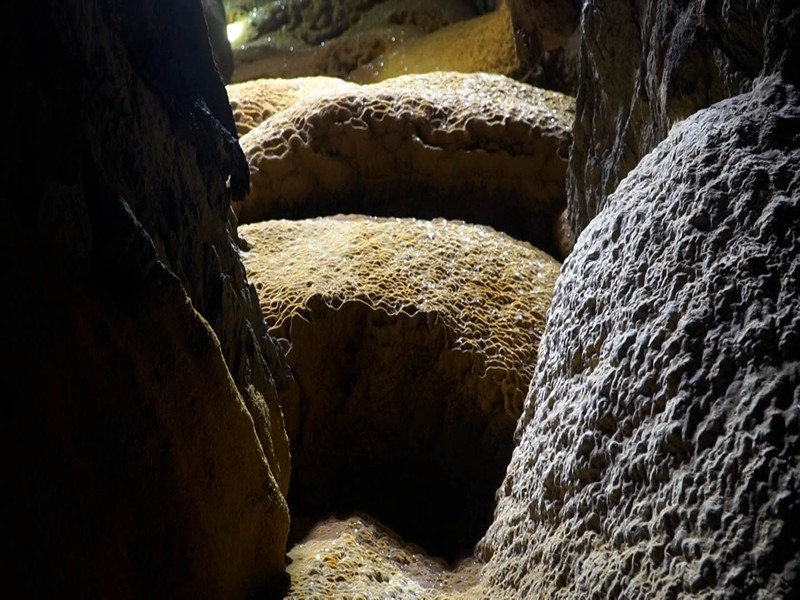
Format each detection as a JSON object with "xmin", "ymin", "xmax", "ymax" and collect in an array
[
  {"xmin": 284, "ymin": 514, "xmax": 483, "ymax": 600},
  {"xmin": 349, "ymin": 3, "xmax": 518, "ymax": 83}
]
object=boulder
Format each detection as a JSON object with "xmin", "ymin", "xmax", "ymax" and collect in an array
[
  {"xmin": 239, "ymin": 215, "xmax": 561, "ymax": 562},
  {"xmin": 480, "ymin": 76, "xmax": 800, "ymax": 599},
  {"xmin": 235, "ymin": 71, "xmax": 574, "ymax": 258}
]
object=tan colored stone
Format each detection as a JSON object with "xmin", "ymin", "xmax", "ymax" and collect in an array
[
  {"xmin": 241, "ymin": 215, "xmax": 559, "ymax": 419},
  {"xmin": 235, "ymin": 71, "xmax": 573, "ymax": 257},
  {"xmin": 227, "ymin": 76, "xmax": 359, "ymax": 136},
  {"xmin": 240, "ymin": 215, "xmax": 561, "ymax": 563},
  {"xmin": 228, "ymin": 0, "xmax": 478, "ymax": 83},
  {"xmin": 349, "ymin": 4, "xmax": 519, "ymax": 82},
  {"xmin": 284, "ymin": 515, "xmax": 483, "ymax": 600}
]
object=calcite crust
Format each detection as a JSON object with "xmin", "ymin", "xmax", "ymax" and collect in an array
[
  {"xmin": 240, "ymin": 215, "xmax": 561, "ymax": 567},
  {"xmin": 240, "ymin": 215, "xmax": 561, "ymax": 420},
  {"xmin": 234, "ymin": 71, "xmax": 573, "ymax": 256}
]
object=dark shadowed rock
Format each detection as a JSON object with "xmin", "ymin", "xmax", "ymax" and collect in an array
[
  {"xmin": 480, "ymin": 76, "xmax": 800, "ymax": 599},
  {"xmin": 506, "ymin": 0, "xmax": 579, "ymax": 80},
  {"xmin": 3, "ymin": 0, "xmax": 292, "ymax": 596},
  {"xmin": 203, "ymin": 0, "xmax": 234, "ymax": 83}
]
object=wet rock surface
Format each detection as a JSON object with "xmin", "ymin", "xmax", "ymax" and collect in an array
[
  {"xmin": 229, "ymin": 0, "xmax": 480, "ymax": 82},
  {"xmin": 348, "ymin": 2, "xmax": 519, "ymax": 83}
]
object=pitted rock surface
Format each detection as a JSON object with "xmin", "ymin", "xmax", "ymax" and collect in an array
[
  {"xmin": 235, "ymin": 71, "xmax": 573, "ymax": 257},
  {"xmin": 567, "ymin": 0, "xmax": 800, "ymax": 239},
  {"xmin": 239, "ymin": 215, "xmax": 561, "ymax": 561},
  {"xmin": 227, "ymin": 76, "xmax": 359, "ymax": 136},
  {"xmin": 479, "ymin": 77, "xmax": 800, "ymax": 598},
  {"xmin": 284, "ymin": 515, "xmax": 483, "ymax": 600}
]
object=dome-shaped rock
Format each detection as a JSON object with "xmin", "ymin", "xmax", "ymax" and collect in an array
[
  {"xmin": 239, "ymin": 214, "xmax": 561, "ymax": 562},
  {"xmin": 234, "ymin": 71, "xmax": 573, "ymax": 258},
  {"xmin": 480, "ymin": 76, "xmax": 800, "ymax": 599}
]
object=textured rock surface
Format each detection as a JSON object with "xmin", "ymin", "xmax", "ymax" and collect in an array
[
  {"xmin": 229, "ymin": 0, "xmax": 477, "ymax": 82},
  {"xmin": 229, "ymin": 0, "xmax": 580, "ymax": 94},
  {"xmin": 4, "ymin": 0, "xmax": 291, "ymax": 595},
  {"xmin": 230, "ymin": 0, "xmax": 386, "ymax": 46},
  {"xmin": 349, "ymin": 3, "xmax": 519, "ymax": 83},
  {"xmin": 240, "ymin": 215, "xmax": 561, "ymax": 562},
  {"xmin": 505, "ymin": 0, "xmax": 579, "ymax": 78},
  {"xmin": 284, "ymin": 515, "xmax": 483, "ymax": 600},
  {"xmin": 227, "ymin": 76, "xmax": 359, "ymax": 136},
  {"xmin": 568, "ymin": 0, "xmax": 800, "ymax": 239},
  {"xmin": 235, "ymin": 71, "xmax": 573, "ymax": 257},
  {"xmin": 479, "ymin": 77, "xmax": 800, "ymax": 598}
]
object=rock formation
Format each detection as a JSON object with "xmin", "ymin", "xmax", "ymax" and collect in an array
[
  {"xmin": 4, "ymin": 0, "xmax": 292, "ymax": 596},
  {"xmin": 349, "ymin": 2, "xmax": 520, "ymax": 82},
  {"xmin": 480, "ymin": 75, "xmax": 800, "ymax": 599},
  {"xmin": 6, "ymin": 0, "xmax": 799, "ymax": 597},
  {"xmin": 284, "ymin": 514, "xmax": 483, "ymax": 599},
  {"xmin": 505, "ymin": 0, "xmax": 579, "ymax": 78},
  {"xmin": 567, "ymin": 0, "xmax": 800, "ymax": 240},
  {"xmin": 227, "ymin": 0, "xmax": 581, "ymax": 93},
  {"xmin": 234, "ymin": 71, "xmax": 574, "ymax": 258},
  {"xmin": 240, "ymin": 215, "xmax": 561, "ymax": 562},
  {"xmin": 203, "ymin": 0, "xmax": 235, "ymax": 83},
  {"xmin": 227, "ymin": 76, "xmax": 359, "ymax": 136},
  {"xmin": 229, "ymin": 0, "xmax": 480, "ymax": 82}
]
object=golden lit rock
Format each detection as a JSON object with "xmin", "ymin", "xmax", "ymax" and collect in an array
[
  {"xmin": 227, "ymin": 76, "xmax": 359, "ymax": 136},
  {"xmin": 239, "ymin": 215, "xmax": 561, "ymax": 562},
  {"xmin": 235, "ymin": 71, "xmax": 573, "ymax": 256},
  {"xmin": 350, "ymin": 3, "xmax": 518, "ymax": 83}
]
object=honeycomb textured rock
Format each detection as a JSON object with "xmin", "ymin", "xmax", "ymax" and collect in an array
[
  {"xmin": 235, "ymin": 71, "xmax": 573, "ymax": 257},
  {"xmin": 479, "ymin": 77, "xmax": 800, "ymax": 598},
  {"xmin": 227, "ymin": 76, "xmax": 359, "ymax": 137},
  {"xmin": 239, "ymin": 215, "xmax": 561, "ymax": 561},
  {"xmin": 240, "ymin": 215, "xmax": 560, "ymax": 421}
]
